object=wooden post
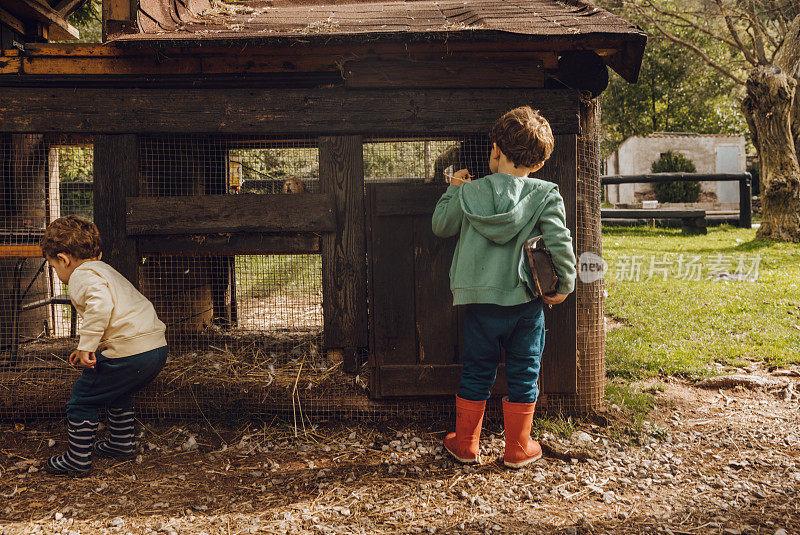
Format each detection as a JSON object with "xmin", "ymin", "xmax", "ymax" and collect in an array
[
  {"xmin": 47, "ymin": 147, "xmax": 61, "ymax": 332},
  {"xmin": 0, "ymin": 134, "xmax": 51, "ymax": 352},
  {"xmin": 739, "ymin": 173, "xmax": 752, "ymax": 228},
  {"xmin": 319, "ymin": 136, "xmax": 367, "ymax": 373},
  {"xmin": 102, "ymin": 0, "xmax": 137, "ymax": 41},
  {"xmin": 93, "ymin": 135, "xmax": 139, "ymax": 287}
]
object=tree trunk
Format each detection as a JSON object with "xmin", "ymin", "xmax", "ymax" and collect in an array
[{"xmin": 742, "ymin": 65, "xmax": 800, "ymax": 241}]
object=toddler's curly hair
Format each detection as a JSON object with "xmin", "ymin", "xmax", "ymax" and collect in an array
[
  {"xmin": 489, "ymin": 106, "xmax": 554, "ymax": 168},
  {"xmin": 40, "ymin": 215, "xmax": 102, "ymax": 260}
]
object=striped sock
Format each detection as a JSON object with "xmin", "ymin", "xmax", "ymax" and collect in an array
[
  {"xmin": 47, "ymin": 419, "xmax": 98, "ymax": 474},
  {"xmin": 96, "ymin": 408, "xmax": 136, "ymax": 456}
]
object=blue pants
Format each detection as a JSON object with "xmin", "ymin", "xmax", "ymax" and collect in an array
[
  {"xmin": 458, "ymin": 299, "xmax": 545, "ymax": 404},
  {"xmin": 66, "ymin": 346, "xmax": 168, "ymax": 421}
]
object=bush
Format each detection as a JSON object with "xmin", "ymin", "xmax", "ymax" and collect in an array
[{"xmin": 651, "ymin": 150, "xmax": 701, "ymax": 203}]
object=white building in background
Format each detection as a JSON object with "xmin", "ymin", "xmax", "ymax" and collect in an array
[{"xmin": 604, "ymin": 133, "xmax": 746, "ymax": 209}]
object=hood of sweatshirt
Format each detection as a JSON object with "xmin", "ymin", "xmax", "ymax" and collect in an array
[{"xmin": 458, "ymin": 173, "xmax": 559, "ymax": 245}]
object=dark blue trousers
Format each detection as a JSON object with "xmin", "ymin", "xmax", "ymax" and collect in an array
[
  {"xmin": 458, "ymin": 299, "xmax": 546, "ymax": 404},
  {"xmin": 66, "ymin": 346, "xmax": 168, "ymax": 421}
]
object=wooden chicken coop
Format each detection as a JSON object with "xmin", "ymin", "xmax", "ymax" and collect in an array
[{"xmin": 0, "ymin": 0, "xmax": 645, "ymax": 419}]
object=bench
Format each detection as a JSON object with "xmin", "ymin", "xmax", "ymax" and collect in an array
[{"xmin": 601, "ymin": 208, "xmax": 708, "ymax": 235}]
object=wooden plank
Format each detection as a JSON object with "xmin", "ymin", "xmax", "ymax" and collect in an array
[
  {"xmin": 93, "ymin": 135, "xmax": 139, "ymax": 287},
  {"xmin": 126, "ymin": 194, "xmax": 337, "ymax": 235},
  {"xmin": 137, "ymin": 233, "xmax": 320, "ymax": 255},
  {"xmin": 0, "ymin": 87, "xmax": 580, "ymax": 136},
  {"xmin": 377, "ymin": 364, "xmax": 508, "ymax": 397},
  {"xmin": 344, "ymin": 57, "xmax": 544, "ymax": 88},
  {"xmin": 532, "ymin": 134, "xmax": 577, "ymax": 394},
  {"xmin": 319, "ymin": 135, "xmax": 368, "ymax": 372},
  {"xmin": 375, "ymin": 184, "xmax": 449, "ymax": 216},
  {"xmin": 412, "ymin": 214, "xmax": 459, "ymax": 366},
  {"xmin": 367, "ymin": 185, "xmax": 417, "ymax": 379}
]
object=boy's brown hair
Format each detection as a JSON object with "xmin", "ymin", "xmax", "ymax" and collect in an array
[
  {"xmin": 40, "ymin": 215, "xmax": 102, "ymax": 260},
  {"xmin": 489, "ymin": 106, "xmax": 555, "ymax": 168}
]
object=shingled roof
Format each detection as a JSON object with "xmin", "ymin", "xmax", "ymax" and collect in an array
[{"xmin": 114, "ymin": 0, "xmax": 645, "ymax": 81}]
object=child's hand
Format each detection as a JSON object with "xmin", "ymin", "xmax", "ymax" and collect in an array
[
  {"xmin": 449, "ymin": 169, "xmax": 472, "ymax": 186},
  {"xmin": 69, "ymin": 350, "xmax": 96, "ymax": 369},
  {"xmin": 541, "ymin": 292, "xmax": 568, "ymax": 306}
]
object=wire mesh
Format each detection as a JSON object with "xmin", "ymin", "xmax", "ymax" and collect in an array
[
  {"xmin": 0, "ymin": 118, "xmax": 604, "ymax": 421},
  {"xmin": 0, "ymin": 135, "xmax": 92, "ymax": 418},
  {"xmin": 575, "ymin": 95, "xmax": 605, "ymax": 414}
]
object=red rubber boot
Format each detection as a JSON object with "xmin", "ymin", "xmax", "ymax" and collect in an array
[
  {"xmin": 443, "ymin": 396, "xmax": 486, "ymax": 464},
  {"xmin": 502, "ymin": 396, "xmax": 542, "ymax": 469}
]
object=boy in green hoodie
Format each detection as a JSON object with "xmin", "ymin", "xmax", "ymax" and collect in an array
[{"xmin": 432, "ymin": 106, "xmax": 576, "ymax": 469}]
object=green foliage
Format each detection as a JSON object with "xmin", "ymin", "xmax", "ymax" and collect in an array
[
  {"xmin": 59, "ymin": 0, "xmax": 102, "ymax": 43},
  {"xmin": 650, "ymin": 150, "xmax": 700, "ymax": 203},
  {"xmin": 597, "ymin": 2, "xmax": 747, "ymax": 158},
  {"xmin": 58, "ymin": 147, "xmax": 93, "ymax": 220},
  {"xmin": 235, "ymin": 255, "xmax": 322, "ymax": 299}
]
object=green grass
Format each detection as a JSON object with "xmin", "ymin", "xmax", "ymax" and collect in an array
[
  {"xmin": 602, "ymin": 224, "xmax": 800, "ymax": 380},
  {"xmin": 234, "ymin": 255, "xmax": 322, "ymax": 300}
]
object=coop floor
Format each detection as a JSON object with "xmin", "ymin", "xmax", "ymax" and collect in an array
[
  {"xmin": 0, "ymin": 329, "xmax": 376, "ymax": 419},
  {"xmin": 0, "ymin": 374, "xmax": 798, "ymax": 534}
]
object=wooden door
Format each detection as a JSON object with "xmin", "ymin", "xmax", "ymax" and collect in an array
[{"xmin": 367, "ymin": 136, "xmax": 578, "ymax": 399}]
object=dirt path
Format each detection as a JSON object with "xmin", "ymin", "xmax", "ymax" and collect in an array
[{"xmin": 0, "ymin": 372, "xmax": 798, "ymax": 534}]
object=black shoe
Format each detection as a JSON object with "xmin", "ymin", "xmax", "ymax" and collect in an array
[
  {"xmin": 45, "ymin": 419, "xmax": 99, "ymax": 476},
  {"xmin": 93, "ymin": 440, "xmax": 136, "ymax": 460},
  {"xmin": 45, "ymin": 454, "xmax": 92, "ymax": 477}
]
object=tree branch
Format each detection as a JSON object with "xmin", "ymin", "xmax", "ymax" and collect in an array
[
  {"xmin": 715, "ymin": 0, "xmax": 758, "ymax": 66},
  {"xmin": 752, "ymin": 1, "xmax": 781, "ymax": 52},
  {"xmin": 747, "ymin": 0, "xmax": 770, "ymax": 63},
  {"xmin": 775, "ymin": 12, "xmax": 800, "ymax": 72},
  {"xmin": 643, "ymin": 0, "xmax": 749, "ymax": 59},
  {"xmin": 630, "ymin": 2, "xmax": 747, "ymax": 86}
]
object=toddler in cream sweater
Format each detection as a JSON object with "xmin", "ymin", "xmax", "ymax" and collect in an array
[{"xmin": 40, "ymin": 215, "xmax": 167, "ymax": 476}]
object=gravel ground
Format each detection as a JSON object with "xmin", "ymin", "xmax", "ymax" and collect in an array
[{"xmin": 0, "ymin": 371, "xmax": 798, "ymax": 535}]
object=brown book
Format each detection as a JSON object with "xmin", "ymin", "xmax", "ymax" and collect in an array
[{"xmin": 523, "ymin": 235, "xmax": 559, "ymax": 298}]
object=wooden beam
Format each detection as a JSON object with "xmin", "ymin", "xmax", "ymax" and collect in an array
[
  {"xmin": 377, "ymin": 364, "xmax": 509, "ymax": 397},
  {"xmin": 0, "ymin": 43, "xmax": 561, "ymax": 77},
  {"xmin": 136, "ymin": 232, "xmax": 320, "ymax": 255},
  {"xmin": 0, "ymin": 87, "xmax": 580, "ymax": 136},
  {"xmin": 0, "ymin": 6, "xmax": 25, "ymax": 35},
  {"xmin": 373, "ymin": 184, "xmax": 447, "ymax": 216},
  {"xmin": 319, "ymin": 135, "xmax": 367, "ymax": 373},
  {"xmin": 344, "ymin": 57, "xmax": 545, "ymax": 89},
  {"xmin": 126, "ymin": 194, "xmax": 337, "ymax": 235},
  {"xmin": 94, "ymin": 135, "xmax": 139, "ymax": 287},
  {"xmin": 53, "ymin": 0, "xmax": 87, "ymax": 16},
  {"xmin": 1, "ymin": 0, "xmax": 78, "ymax": 40}
]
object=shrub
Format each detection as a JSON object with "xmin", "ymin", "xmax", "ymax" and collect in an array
[{"xmin": 651, "ymin": 150, "xmax": 701, "ymax": 203}]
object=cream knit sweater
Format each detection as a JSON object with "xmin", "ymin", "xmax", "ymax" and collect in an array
[{"xmin": 68, "ymin": 261, "xmax": 167, "ymax": 358}]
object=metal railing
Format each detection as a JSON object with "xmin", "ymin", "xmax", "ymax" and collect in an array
[{"xmin": 600, "ymin": 173, "xmax": 752, "ymax": 228}]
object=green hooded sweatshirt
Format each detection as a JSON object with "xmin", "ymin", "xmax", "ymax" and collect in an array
[{"xmin": 432, "ymin": 172, "xmax": 577, "ymax": 306}]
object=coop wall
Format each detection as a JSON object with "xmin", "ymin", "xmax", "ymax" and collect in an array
[{"xmin": 0, "ymin": 82, "xmax": 604, "ymax": 420}]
